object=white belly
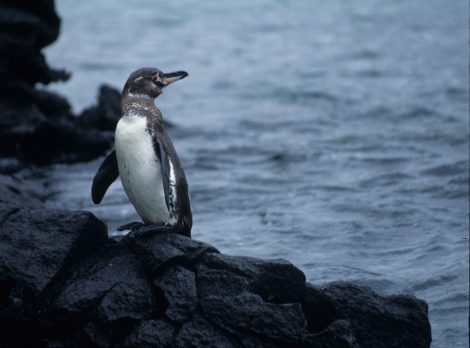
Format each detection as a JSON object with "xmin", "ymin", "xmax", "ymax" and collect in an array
[{"xmin": 115, "ymin": 114, "xmax": 172, "ymax": 225}]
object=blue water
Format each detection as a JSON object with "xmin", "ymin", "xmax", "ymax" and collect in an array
[{"xmin": 44, "ymin": 1, "xmax": 469, "ymax": 346}]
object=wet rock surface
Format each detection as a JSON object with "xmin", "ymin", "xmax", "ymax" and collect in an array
[{"xmin": 0, "ymin": 200, "xmax": 432, "ymax": 347}]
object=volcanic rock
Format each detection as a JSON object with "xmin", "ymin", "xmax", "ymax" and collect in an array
[{"xmin": 0, "ymin": 206, "xmax": 432, "ymax": 347}]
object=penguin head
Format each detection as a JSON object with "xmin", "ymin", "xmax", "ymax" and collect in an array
[{"xmin": 122, "ymin": 67, "xmax": 188, "ymax": 99}]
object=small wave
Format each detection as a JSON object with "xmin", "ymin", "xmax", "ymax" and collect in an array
[
  {"xmin": 358, "ymin": 106, "xmax": 394, "ymax": 119},
  {"xmin": 433, "ymin": 292, "xmax": 469, "ymax": 306},
  {"xmin": 358, "ymin": 172, "xmax": 415, "ymax": 188},
  {"xmin": 408, "ymin": 274, "xmax": 458, "ymax": 292},
  {"xmin": 445, "ymin": 86, "xmax": 468, "ymax": 97},
  {"xmin": 356, "ymin": 69, "xmax": 382, "ymax": 78},
  {"xmin": 326, "ymin": 134, "xmax": 364, "ymax": 145},
  {"xmin": 370, "ymin": 245, "xmax": 425, "ymax": 257},
  {"xmin": 191, "ymin": 157, "xmax": 219, "ymax": 171},
  {"xmin": 447, "ymin": 176, "xmax": 469, "ymax": 185},
  {"xmin": 401, "ymin": 107, "xmax": 438, "ymax": 119},
  {"xmin": 348, "ymin": 278, "xmax": 399, "ymax": 294},
  {"xmin": 271, "ymin": 88, "xmax": 338, "ymax": 104},
  {"xmin": 361, "ymin": 156, "xmax": 411, "ymax": 165},
  {"xmin": 325, "ymin": 264, "xmax": 383, "ymax": 277},
  {"xmin": 263, "ymin": 152, "xmax": 308, "ymax": 165},
  {"xmin": 349, "ymin": 50, "xmax": 380, "ymax": 60},
  {"xmin": 431, "ymin": 305, "xmax": 469, "ymax": 316},
  {"xmin": 313, "ymin": 185, "xmax": 357, "ymax": 192},
  {"xmin": 441, "ymin": 115, "xmax": 460, "ymax": 123},
  {"xmin": 438, "ymin": 189, "xmax": 469, "ymax": 200},
  {"xmin": 420, "ymin": 161, "xmax": 467, "ymax": 177}
]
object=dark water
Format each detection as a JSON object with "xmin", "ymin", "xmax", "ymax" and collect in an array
[{"xmin": 45, "ymin": 1, "xmax": 468, "ymax": 346}]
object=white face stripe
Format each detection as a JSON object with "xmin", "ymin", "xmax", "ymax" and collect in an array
[{"xmin": 127, "ymin": 92, "xmax": 152, "ymax": 99}]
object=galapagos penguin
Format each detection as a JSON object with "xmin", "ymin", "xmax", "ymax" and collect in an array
[{"xmin": 91, "ymin": 67, "xmax": 192, "ymax": 238}]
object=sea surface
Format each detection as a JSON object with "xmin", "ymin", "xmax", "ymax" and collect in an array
[{"xmin": 44, "ymin": 1, "xmax": 469, "ymax": 346}]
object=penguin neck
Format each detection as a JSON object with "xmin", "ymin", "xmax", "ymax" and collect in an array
[{"xmin": 121, "ymin": 93, "xmax": 164, "ymax": 129}]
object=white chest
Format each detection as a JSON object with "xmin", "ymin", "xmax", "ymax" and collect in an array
[{"xmin": 114, "ymin": 113, "xmax": 173, "ymax": 224}]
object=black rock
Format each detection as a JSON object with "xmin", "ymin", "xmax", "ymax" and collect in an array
[
  {"xmin": 124, "ymin": 319, "xmax": 175, "ymax": 348},
  {"xmin": 126, "ymin": 232, "xmax": 219, "ymax": 274},
  {"xmin": 0, "ymin": 204, "xmax": 107, "ymax": 347},
  {"xmin": 0, "ymin": 86, "xmax": 112, "ymax": 165},
  {"xmin": 175, "ymin": 315, "xmax": 238, "ymax": 348},
  {"xmin": 301, "ymin": 283, "xmax": 340, "ymax": 333},
  {"xmin": 196, "ymin": 264, "xmax": 250, "ymax": 298},
  {"xmin": 44, "ymin": 241, "xmax": 155, "ymax": 346},
  {"xmin": 0, "ymin": 0, "xmax": 113, "ymax": 165},
  {"xmin": 201, "ymin": 292, "xmax": 306, "ymax": 344},
  {"xmin": 302, "ymin": 320, "xmax": 359, "ymax": 348},
  {"xmin": 0, "ymin": 0, "xmax": 67, "ymax": 88},
  {"xmin": 201, "ymin": 252, "xmax": 306, "ymax": 303},
  {"xmin": 0, "ymin": 206, "xmax": 107, "ymax": 298},
  {"xmin": 153, "ymin": 265, "xmax": 197, "ymax": 324},
  {"xmin": 79, "ymin": 85, "xmax": 122, "ymax": 132},
  {"xmin": 0, "ymin": 202, "xmax": 432, "ymax": 347},
  {"xmin": 321, "ymin": 282, "xmax": 432, "ymax": 348}
]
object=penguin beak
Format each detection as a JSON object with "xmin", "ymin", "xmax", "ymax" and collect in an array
[{"xmin": 156, "ymin": 71, "xmax": 189, "ymax": 86}]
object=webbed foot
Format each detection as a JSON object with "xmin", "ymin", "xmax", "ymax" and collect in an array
[
  {"xmin": 117, "ymin": 221, "xmax": 144, "ymax": 231},
  {"xmin": 122, "ymin": 224, "xmax": 176, "ymax": 242}
]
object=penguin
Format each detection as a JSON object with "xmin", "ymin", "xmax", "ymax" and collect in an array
[{"xmin": 91, "ymin": 67, "xmax": 192, "ymax": 238}]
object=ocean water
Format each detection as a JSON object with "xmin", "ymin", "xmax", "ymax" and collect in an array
[{"xmin": 44, "ymin": 1, "xmax": 469, "ymax": 347}]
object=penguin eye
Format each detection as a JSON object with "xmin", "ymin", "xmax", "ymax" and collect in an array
[{"xmin": 152, "ymin": 73, "xmax": 166, "ymax": 87}]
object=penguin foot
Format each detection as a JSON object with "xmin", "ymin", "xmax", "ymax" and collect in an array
[
  {"xmin": 117, "ymin": 221, "xmax": 144, "ymax": 231},
  {"xmin": 122, "ymin": 224, "xmax": 176, "ymax": 242}
]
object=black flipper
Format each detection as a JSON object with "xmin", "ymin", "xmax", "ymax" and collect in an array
[
  {"xmin": 151, "ymin": 129, "xmax": 192, "ymax": 238},
  {"xmin": 152, "ymin": 136, "xmax": 173, "ymax": 212},
  {"xmin": 91, "ymin": 150, "xmax": 119, "ymax": 204}
]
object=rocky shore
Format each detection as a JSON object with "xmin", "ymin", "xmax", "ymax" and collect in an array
[
  {"xmin": 0, "ymin": 192, "xmax": 431, "ymax": 347},
  {"xmin": 0, "ymin": 1, "xmax": 432, "ymax": 347}
]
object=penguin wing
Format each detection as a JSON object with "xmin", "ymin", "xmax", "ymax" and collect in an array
[
  {"xmin": 91, "ymin": 150, "xmax": 119, "ymax": 204},
  {"xmin": 153, "ymin": 137, "xmax": 173, "ymax": 212}
]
